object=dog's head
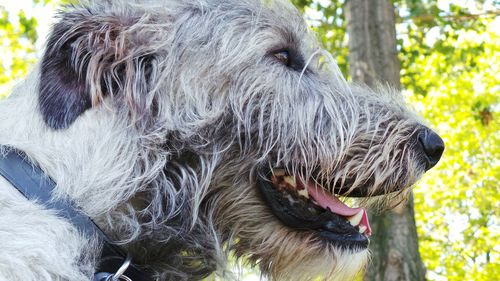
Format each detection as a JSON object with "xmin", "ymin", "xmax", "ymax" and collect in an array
[{"xmin": 39, "ymin": 0, "xmax": 443, "ymax": 280}]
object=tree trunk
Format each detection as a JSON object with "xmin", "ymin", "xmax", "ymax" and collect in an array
[{"xmin": 345, "ymin": 1, "xmax": 426, "ymax": 281}]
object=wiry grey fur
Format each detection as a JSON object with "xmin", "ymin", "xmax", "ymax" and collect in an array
[{"xmin": 0, "ymin": 0, "xmax": 435, "ymax": 280}]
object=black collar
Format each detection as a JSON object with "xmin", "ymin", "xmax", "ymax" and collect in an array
[{"xmin": 0, "ymin": 146, "xmax": 153, "ymax": 281}]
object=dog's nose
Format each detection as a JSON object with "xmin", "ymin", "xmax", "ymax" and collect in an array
[{"xmin": 418, "ymin": 128, "xmax": 444, "ymax": 170}]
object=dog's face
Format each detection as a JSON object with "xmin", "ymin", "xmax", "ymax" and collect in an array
[{"xmin": 38, "ymin": 0, "xmax": 443, "ymax": 280}]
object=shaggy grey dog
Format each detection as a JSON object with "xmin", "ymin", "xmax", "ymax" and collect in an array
[{"xmin": 0, "ymin": 0, "xmax": 444, "ymax": 280}]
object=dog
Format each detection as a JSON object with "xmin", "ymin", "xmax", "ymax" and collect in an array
[{"xmin": 0, "ymin": 0, "xmax": 444, "ymax": 280}]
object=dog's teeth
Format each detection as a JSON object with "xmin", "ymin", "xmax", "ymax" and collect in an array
[
  {"xmin": 284, "ymin": 176, "xmax": 297, "ymax": 188},
  {"xmin": 273, "ymin": 169, "xmax": 286, "ymax": 176},
  {"xmin": 347, "ymin": 210, "xmax": 364, "ymax": 226},
  {"xmin": 297, "ymin": 188, "xmax": 309, "ymax": 199},
  {"xmin": 358, "ymin": 225, "xmax": 367, "ymax": 234}
]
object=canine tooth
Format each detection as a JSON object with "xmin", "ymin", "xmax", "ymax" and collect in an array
[
  {"xmin": 358, "ymin": 225, "xmax": 367, "ymax": 234},
  {"xmin": 347, "ymin": 210, "xmax": 364, "ymax": 226},
  {"xmin": 297, "ymin": 188, "xmax": 309, "ymax": 199},
  {"xmin": 284, "ymin": 176, "xmax": 297, "ymax": 187},
  {"xmin": 273, "ymin": 169, "xmax": 286, "ymax": 176}
]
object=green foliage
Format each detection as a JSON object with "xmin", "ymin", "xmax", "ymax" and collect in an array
[
  {"xmin": 405, "ymin": 14, "xmax": 500, "ymax": 281},
  {"xmin": 0, "ymin": 5, "xmax": 38, "ymax": 97},
  {"xmin": 394, "ymin": 2, "xmax": 499, "ymax": 279},
  {"xmin": 0, "ymin": 1, "xmax": 498, "ymax": 280}
]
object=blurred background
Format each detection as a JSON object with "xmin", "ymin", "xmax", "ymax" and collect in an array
[{"xmin": 0, "ymin": 0, "xmax": 498, "ymax": 280}]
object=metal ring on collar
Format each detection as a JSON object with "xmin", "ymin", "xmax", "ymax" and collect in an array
[{"xmin": 106, "ymin": 254, "xmax": 133, "ymax": 281}]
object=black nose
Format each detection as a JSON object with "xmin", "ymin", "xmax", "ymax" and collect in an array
[{"xmin": 418, "ymin": 128, "xmax": 444, "ymax": 170}]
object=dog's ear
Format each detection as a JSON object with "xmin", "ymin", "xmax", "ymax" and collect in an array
[{"xmin": 39, "ymin": 7, "xmax": 158, "ymax": 129}]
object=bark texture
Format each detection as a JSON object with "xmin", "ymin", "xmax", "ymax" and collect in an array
[{"xmin": 345, "ymin": 1, "xmax": 426, "ymax": 280}]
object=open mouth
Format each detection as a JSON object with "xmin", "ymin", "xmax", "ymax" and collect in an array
[{"xmin": 257, "ymin": 168, "xmax": 372, "ymax": 251}]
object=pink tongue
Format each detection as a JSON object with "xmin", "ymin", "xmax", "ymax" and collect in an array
[
  {"xmin": 306, "ymin": 181, "xmax": 372, "ymax": 236},
  {"xmin": 306, "ymin": 182, "xmax": 360, "ymax": 216}
]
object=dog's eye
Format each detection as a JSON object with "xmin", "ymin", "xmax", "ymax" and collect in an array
[
  {"xmin": 270, "ymin": 48, "xmax": 305, "ymax": 71},
  {"xmin": 273, "ymin": 50, "xmax": 290, "ymax": 66}
]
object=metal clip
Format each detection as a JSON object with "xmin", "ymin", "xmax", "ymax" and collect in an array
[
  {"xmin": 108, "ymin": 254, "xmax": 132, "ymax": 281},
  {"xmin": 94, "ymin": 254, "xmax": 133, "ymax": 281}
]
